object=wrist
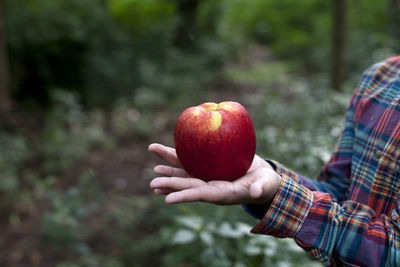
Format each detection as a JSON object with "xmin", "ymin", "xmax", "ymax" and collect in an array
[{"xmin": 264, "ymin": 158, "xmax": 277, "ymax": 171}]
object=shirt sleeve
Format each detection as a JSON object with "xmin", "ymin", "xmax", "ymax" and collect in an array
[{"xmin": 251, "ymin": 173, "xmax": 400, "ymax": 266}]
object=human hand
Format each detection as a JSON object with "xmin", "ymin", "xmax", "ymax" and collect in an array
[{"xmin": 148, "ymin": 143, "xmax": 281, "ymax": 205}]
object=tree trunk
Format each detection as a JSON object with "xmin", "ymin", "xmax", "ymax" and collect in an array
[
  {"xmin": 331, "ymin": 0, "xmax": 347, "ymax": 91},
  {"xmin": 0, "ymin": 1, "xmax": 10, "ymax": 111},
  {"xmin": 173, "ymin": 0, "xmax": 200, "ymax": 48}
]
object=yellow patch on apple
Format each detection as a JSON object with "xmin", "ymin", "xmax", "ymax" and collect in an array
[
  {"xmin": 217, "ymin": 101, "xmax": 237, "ymax": 112},
  {"xmin": 209, "ymin": 111, "xmax": 222, "ymax": 131},
  {"xmin": 202, "ymin": 102, "xmax": 219, "ymax": 111}
]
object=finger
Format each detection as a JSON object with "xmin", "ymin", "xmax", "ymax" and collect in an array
[
  {"xmin": 148, "ymin": 143, "xmax": 182, "ymax": 168},
  {"xmin": 150, "ymin": 177, "xmax": 206, "ymax": 191},
  {"xmin": 153, "ymin": 165, "xmax": 189, "ymax": 177},
  {"xmin": 165, "ymin": 185, "xmax": 228, "ymax": 205}
]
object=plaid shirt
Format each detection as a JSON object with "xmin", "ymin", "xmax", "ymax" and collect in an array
[{"xmin": 246, "ymin": 56, "xmax": 400, "ymax": 266}]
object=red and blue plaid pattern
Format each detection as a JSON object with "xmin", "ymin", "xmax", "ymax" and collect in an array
[{"xmin": 249, "ymin": 56, "xmax": 400, "ymax": 266}]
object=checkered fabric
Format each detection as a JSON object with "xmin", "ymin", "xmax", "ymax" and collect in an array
[{"xmin": 247, "ymin": 56, "xmax": 400, "ymax": 266}]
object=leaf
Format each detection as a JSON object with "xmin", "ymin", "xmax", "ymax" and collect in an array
[
  {"xmin": 199, "ymin": 231, "xmax": 213, "ymax": 246},
  {"xmin": 244, "ymin": 245, "xmax": 262, "ymax": 256},
  {"xmin": 217, "ymin": 222, "xmax": 243, "ymax": 238},
  {"xmin": 170, "ymin": 229, "xmax": 196, "ymax": 245},
  {"xmin": 175, "ymin": 215, "xmax": 203, "ymax": 230},
  {"xmin": 235, "ymin": 222, "xmax": 252, "ymax": 236}
]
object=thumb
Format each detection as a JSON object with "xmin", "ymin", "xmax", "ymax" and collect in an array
[
  {"xmin": 248, "ymin": 168, "xmax": 281, "ymax": 204},
  {"xmin": 249, "ymin": 178, "xmax": 266, "ymax": 199}
]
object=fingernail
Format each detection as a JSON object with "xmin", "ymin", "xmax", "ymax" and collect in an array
[
  {"xmin": 149, "ymin": 179, "xmax": 157, "ymax": 188},
  {"xmin": 148, "ymin": 144, "xmax": 154, "ymax": 151},
  {"xmin": 153, "ymin": 166, "xmax": 159, "ymax": 174}
]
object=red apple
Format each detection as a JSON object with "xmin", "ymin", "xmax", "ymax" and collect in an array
[{"xmin": 174, "ymin": 101, "xmax": 256, "ymax": 182}]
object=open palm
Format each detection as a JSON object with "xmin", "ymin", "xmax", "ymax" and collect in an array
[{"xmin": 148, "ymin": 143, "xmax": 281, "ymax": 205}]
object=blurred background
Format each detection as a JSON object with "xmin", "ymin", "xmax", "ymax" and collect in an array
[{"xmin": 0, "ymin": 0, "xmax": 399, "ymax": 266}]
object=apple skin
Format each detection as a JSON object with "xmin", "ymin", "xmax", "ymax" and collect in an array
[{"xmin": 174, "ymin": 101, "xmax": 256, "ymax": 182}]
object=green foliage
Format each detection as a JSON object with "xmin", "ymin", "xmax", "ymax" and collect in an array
[
  {"xmin": 0, "ymin": 132, "xmax": 32, "ymax": 226},
  {"xmin": 5, "ymin": 0, "xmax": 110, "ymax": 105},
  {"xmin": 214, "ymin": 0, "xmax": 393, "ymax": 75},
  {"xmin": 41, "ymin": 90, "xmax": 110, "ymax": 173},
  {"xmin": 5, "ymin": 0, "xmax": 104, "ymax": 46},
  {"xmin": 0, "ymin": 133, "xmax": 28, "ymax": 194},
  {"xmin": 218, "ymin": 0, "xmax": 329, "ymax": 50},
  {"xmin": 163, "ymin": 214, "xmax": 321, "ymax": 267},
  {"xmin": 4, "ymin": 0, "xmax": 226, "ymax": 107},
  {"xmin": 5, "ymin": 0, "xmax": 395, "ymax": 108},
  {"xmin": 41, "ymin": 170, "xmax": 102, "ymax": 247},
  {"xmin": 109, "ymin": 0, "xmax": 176, "ymax": 34}
]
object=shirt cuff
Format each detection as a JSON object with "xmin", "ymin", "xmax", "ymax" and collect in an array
[
  {"xmin": 267, "ymin": 159, "xmax": 318, "ymax": 191},
  {"xmin": 250, "ymin": 173, "xmax": 314, "ymax": 238},
  {"xmin": 268, "ymin": 159, "xmax": 300, "ymax": 183}
]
